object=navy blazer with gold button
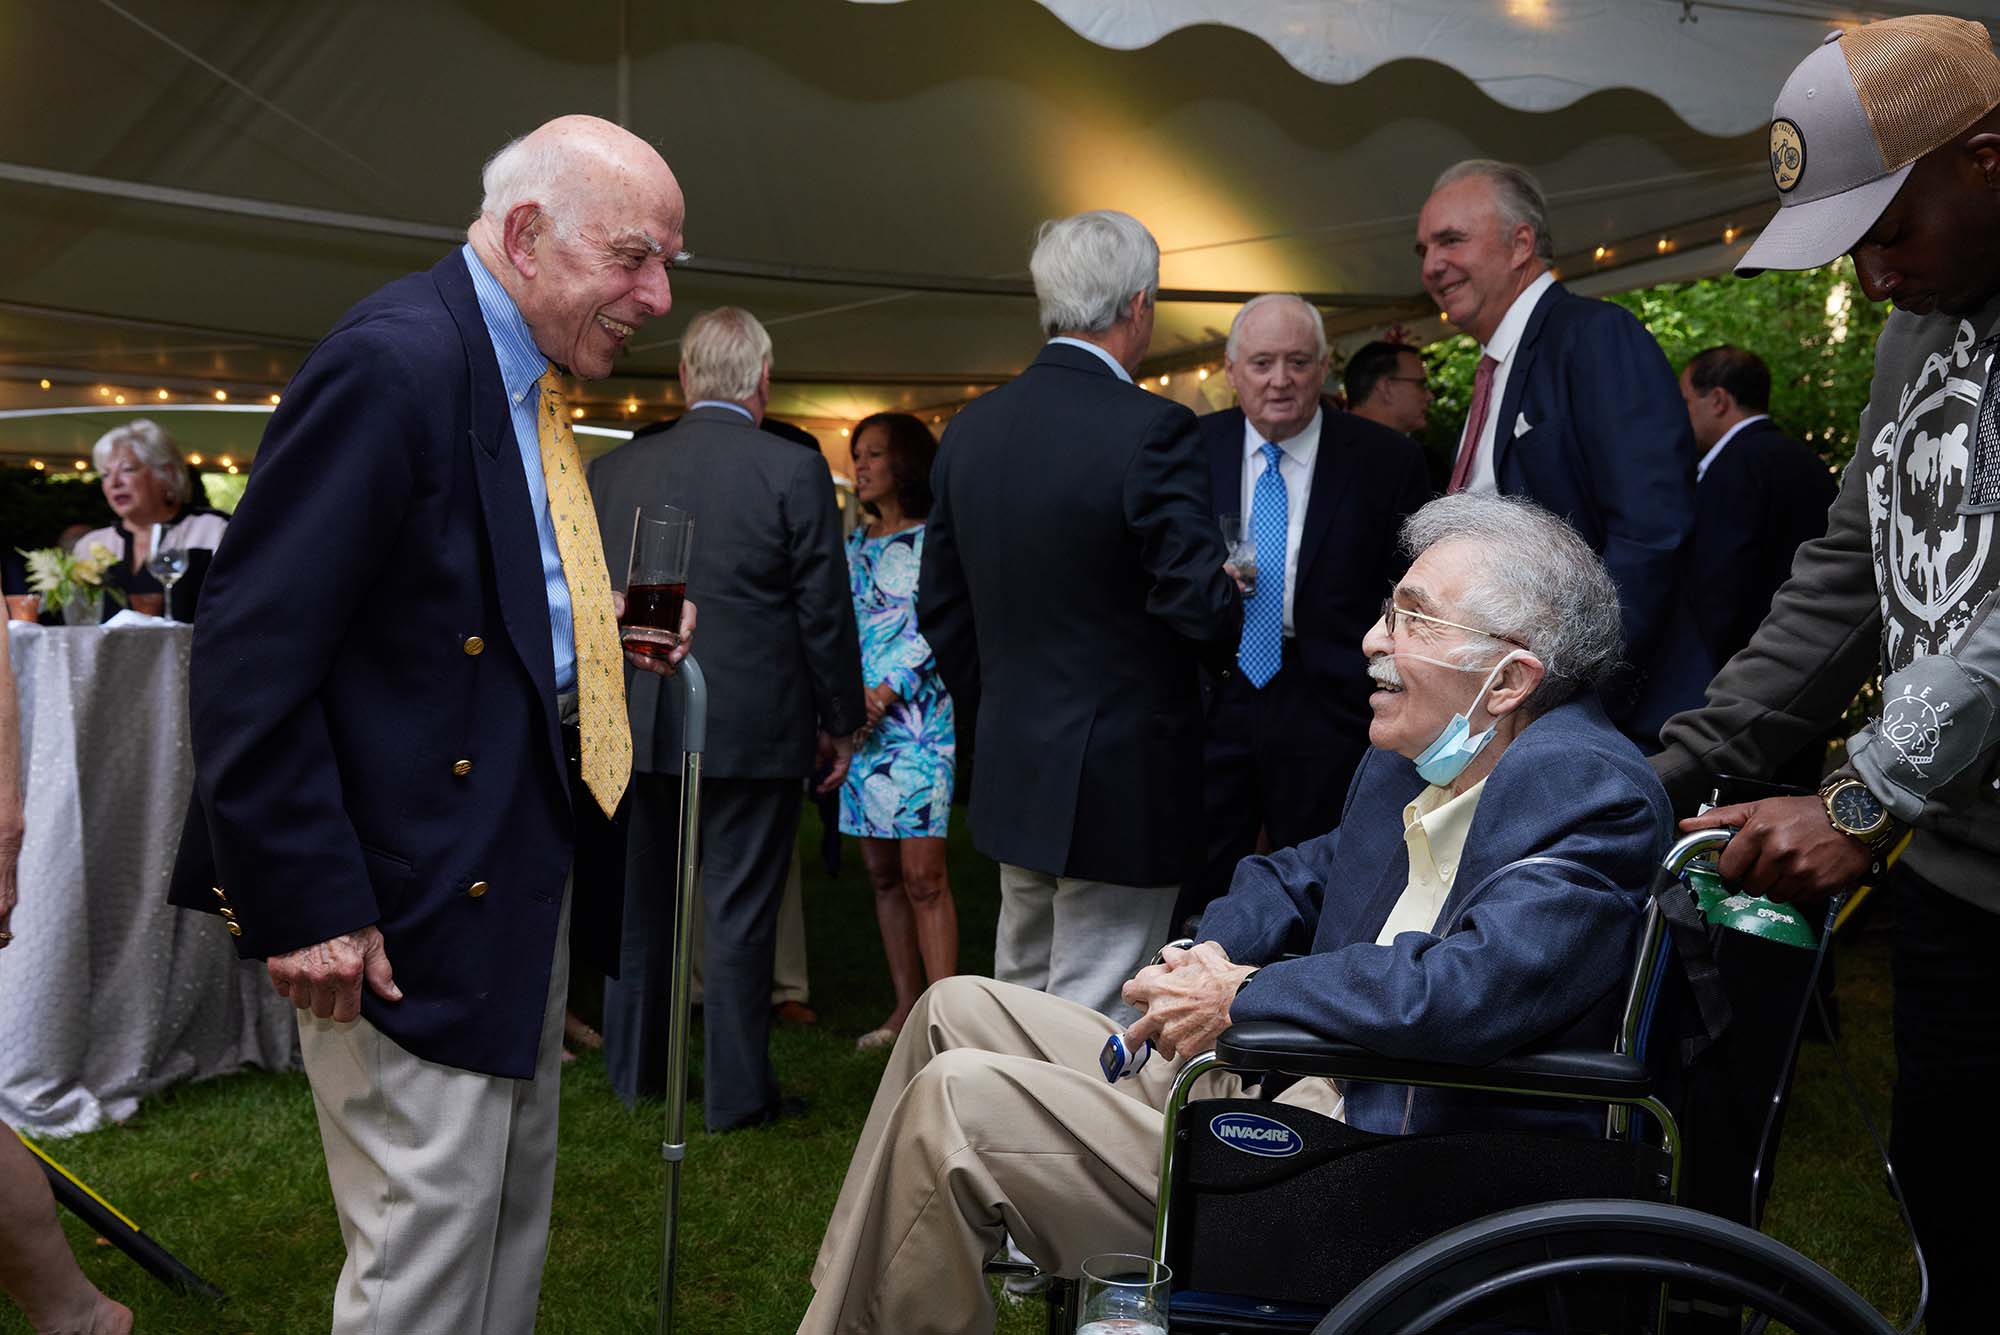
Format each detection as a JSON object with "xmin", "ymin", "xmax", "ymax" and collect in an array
[{"xmin": 169, "ymin": 250, "xmax": 624, "ymax": 1080}]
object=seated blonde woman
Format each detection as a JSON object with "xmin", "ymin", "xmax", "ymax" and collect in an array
[{"xmin": 76, "ymin": 420, "xmax": 228, "ymax": 621}]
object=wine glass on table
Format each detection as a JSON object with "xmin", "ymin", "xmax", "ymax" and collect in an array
[
  {"xmin": 146, "ymin": 522, "xmax": 190, "ymax": 622},
  {"xmin": 619, "ymin": 504, "xmax": 695, "ymax": 659}
]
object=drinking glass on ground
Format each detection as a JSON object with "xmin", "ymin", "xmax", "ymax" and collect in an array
[
  {"xmin": 621, "ymin": 504, "xmax": 695, "ymax": 659},
  {"xmin": 1075, "ymin": 1252, "xmax": 1170, "ymax": 1335},
  {"xmin": 1220, "ymin": 513, "xmax": 1258, "ymax": 598},
  {"xmin": 146, "ymin": 522, "xmax": 190, "ymax": 622}
]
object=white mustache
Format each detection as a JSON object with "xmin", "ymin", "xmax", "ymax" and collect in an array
[{"xmin": 1366, "ymin": 654, "xmax": 1402, "ymax": 690}]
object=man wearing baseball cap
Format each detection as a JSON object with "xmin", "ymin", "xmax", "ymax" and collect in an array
[{"xmin": 1653, "ymin": 16, "xmax": 2000, "ymax": 1327}]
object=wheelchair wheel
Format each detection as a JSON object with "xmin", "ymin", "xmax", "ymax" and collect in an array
[{"xmin": 1312, "ymin": 1198, "xmax": 1895, "ymax": 1335}]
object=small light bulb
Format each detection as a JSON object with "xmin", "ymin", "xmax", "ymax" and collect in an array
[
  {"xmin": 98, "ymin": 386, "xmax": 111, "ymax": 398},
  {"xmin": 839, "ymin": 427, "xmax": 850, "ymax": 437},
  {"xmin": 1723, "ymin": 226, "xmax": 1738, "ymax": 245},
  {"xmin": 215, "ymin": 389, "xmax": 228, "ymax": 402},
  {"xmin": 1159, "ymin": 374, "xmax": 1170, "ymax": 387},
  {"xmin": 226, "ymin": 464, "xmax": 239, "ymax": 475},
  {"xmin": 269, "ymin": 393, "xmax": 281, "ymax": 405},
  {"xmin": 1198, "ymin": 368, "xmax": 1209, "ymax": 381},
  {"xmin": 1656, "ymin": 237, "xmax": 1671, "ymax": 254},
  {"xmin": 157, "ymin": 389, "xmax": 169, "ymax": 400},
  {"xmin": 29, "ymin": 459, "xmax": 45, "ymax": 471},
  {"xmin": 113, "ymin": 394, "xmax": 126, "ymax": 405},
  {"xmin": 74, "ymin": 459, "xmax": 88, "ymax": 470},
  {"xmin": 38, "ymin": 379, "xmax": 50, "ymax": 390},
  {"xmin": 218, "ymin": 455, "xmax": 234, "ymax": 468},
  {"xmin": 571, "ymin": 407, "xmax": 584, "ymax": 419},
  {"xmin": 187, "ymin": 453, "xmax": 203, "ymax": 465},
  {"xmin": 1593, "ymin": 245, "xmax": 1609, "ymax": 262}
]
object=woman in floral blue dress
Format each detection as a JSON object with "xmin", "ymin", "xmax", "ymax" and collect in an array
[{"xmin": 840, "ymin": 412, "xmax": 957, "ymax": 1048}]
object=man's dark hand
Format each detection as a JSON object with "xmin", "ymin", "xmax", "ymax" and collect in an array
[
  {"xmin": 1680, "ymin": 795, "xmax": 1873, "ymax": 902},
  {"xmin": 1120, "ymin": 940, "xmax": 1255, "ymax": 1061},
  {"xmin": 816, "ymin": 731, "xmax": 854, "ymax": 795}
]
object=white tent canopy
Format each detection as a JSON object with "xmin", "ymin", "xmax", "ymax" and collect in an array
[{"xmin": 2, "ymin": 0, "xmax": 1987, "ymax": 465}]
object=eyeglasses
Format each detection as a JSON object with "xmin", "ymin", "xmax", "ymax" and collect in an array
[{"xmin": 1378, "ymin": 597, "xmax": 1529, "ymax": 649}]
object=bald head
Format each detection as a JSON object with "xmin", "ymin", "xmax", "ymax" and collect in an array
[{"xmin": 468, "ymin": 115, "xmax": 686, "ymax": 380}]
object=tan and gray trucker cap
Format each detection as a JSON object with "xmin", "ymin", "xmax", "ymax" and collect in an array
[{"xmin": 1739, "ymin": 15, "xmax": 2000, "ymax": 274}]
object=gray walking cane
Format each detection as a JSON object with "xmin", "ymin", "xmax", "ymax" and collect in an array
[{"xmin": 657, "ymin": 652, "xmax": 706, "ymax": 1335}]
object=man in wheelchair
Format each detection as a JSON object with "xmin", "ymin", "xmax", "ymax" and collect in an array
[{"xmin": 797, "ymin": 493, "xmax": 1674, "ymax": 1335}]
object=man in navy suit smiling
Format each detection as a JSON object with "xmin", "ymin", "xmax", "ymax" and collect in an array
[
  {"xmin": 1417, "ymin": 159, "xmax": 1709, "ymax": 749},
  {"xmin": 176, "ymin": 115, "xmax": 692, "ymax": 1335}
]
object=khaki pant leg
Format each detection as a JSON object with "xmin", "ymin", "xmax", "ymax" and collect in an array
[
  {"xmin": 801, "ymin": 977, "xmax": 1179, "ymax": 1335},
  {"xmin": 771, "ymin": 848, "xmax": 810, "ymax": 1005}
]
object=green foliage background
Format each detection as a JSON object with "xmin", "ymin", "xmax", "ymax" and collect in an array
[{"xmin": 1415, "ymin": 260, "xmax": 1889, "ymax": 475}]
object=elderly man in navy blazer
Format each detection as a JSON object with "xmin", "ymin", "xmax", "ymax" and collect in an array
[
  {"xmin": 172, "ymin": 116, "xmax": 693, "ymax": 1335},
  {"xmin": 1417, "ymin": 159, "xmax": 1710, "ymax": 749},
  {"xmin": 801, "ymin": 493, "xmax": 1672, "ymax": 1335},
  {"xmin": 1184, "ymin": 295, "xmax": 1431, "ymax": 928}
]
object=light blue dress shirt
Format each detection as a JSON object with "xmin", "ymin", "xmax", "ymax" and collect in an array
[
  {"xmin": 688, "ymin": 399, "xmax": 755, "ymax": 422},
  {"xmin": 462, "ymin": 244, "xmax": 576, "ymax": 690},
  {"xmin": 1047, "ymin": 336, "xmax": 1133, "ymax": 384}
]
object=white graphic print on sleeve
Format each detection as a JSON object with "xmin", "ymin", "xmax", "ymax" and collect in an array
[{"xmin": 1867, "ymin": 318, "xmax": 1997, "ymax": 673}]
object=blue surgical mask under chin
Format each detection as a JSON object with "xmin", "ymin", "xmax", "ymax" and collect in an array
[{"xmin": 1407, "ymin": 652, "xmax": 1524, "ymax": 787}]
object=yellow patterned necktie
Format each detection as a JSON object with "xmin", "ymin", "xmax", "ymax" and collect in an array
[{"xmin": 536, "ymin": 368, "xmax": 631, "ymax": 816}]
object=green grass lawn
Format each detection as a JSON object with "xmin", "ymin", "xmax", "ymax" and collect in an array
[{"xmin": 11, "ymin": 807, "xmax": 1919, "ymax": 1333}]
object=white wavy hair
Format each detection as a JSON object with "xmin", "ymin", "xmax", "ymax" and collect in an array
[
  {"xmin": 679, "ymin": 308, "xmax": 773, "ymax": 404},
  {"xmin": 1029, "ymin": 210, "xmax": 1159, "ymax": 337},
  {"xmin": 92, "ymin": 419, "xmax": 191, "ymax": 508}
]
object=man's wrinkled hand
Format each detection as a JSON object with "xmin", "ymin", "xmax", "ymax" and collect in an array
[
  {"xmin": 267, "ymin": 925, "xmax": 402, "ymax": 1022},
  {"xmin": 1121, "ymin": 940, "xmax": 1254, "ymax": 1061},
  {"xmin": 615, "ymin": 592, "xmax": 698, "ymax": 677},
  {"xmin": 1680, "ymin": 796, "xmax": 1872, "ymax": 902}
]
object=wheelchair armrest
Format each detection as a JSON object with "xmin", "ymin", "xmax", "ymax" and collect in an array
[{"xmin": 1213, "ymin": 1022, "xmax": 1652, "ymax": 1100}]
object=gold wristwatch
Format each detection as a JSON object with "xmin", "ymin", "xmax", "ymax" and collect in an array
[{"xmin": 1819, "ymin": 775, "xmax": 1898, "ymax": 855}]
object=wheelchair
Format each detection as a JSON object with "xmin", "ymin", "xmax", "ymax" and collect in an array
[{"xmin": 1006, "ymin": 829, "xmax": 1898, "ymax": 1335}]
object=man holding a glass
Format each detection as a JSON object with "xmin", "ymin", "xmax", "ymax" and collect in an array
[
  {"xmin": 173, "ymin": 115, "xmax": 693, "ymax": 1335},
  {"xmin": 799, "ymin": 494, "xmax": 1670, "ymax": 1335}
]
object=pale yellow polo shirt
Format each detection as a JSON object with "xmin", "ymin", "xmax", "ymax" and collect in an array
[{"xmin": 1375, "ymin": 779, "xmax": 1488, "ymax": 944}]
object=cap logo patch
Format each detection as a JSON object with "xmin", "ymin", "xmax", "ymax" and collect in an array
[{"xmin": 1770, "ymin": 119, "xmax": 1806, "ymax": 192}]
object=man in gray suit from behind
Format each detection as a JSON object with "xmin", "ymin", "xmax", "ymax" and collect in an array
[{"xmin": 588, "ymin": 307, "xmax": 863, "ymax": 1130}]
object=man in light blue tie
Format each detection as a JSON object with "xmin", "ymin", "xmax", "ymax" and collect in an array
[{"xmin": 1184, "ymin": 295, "xmax": 1432, "ymax": 929}]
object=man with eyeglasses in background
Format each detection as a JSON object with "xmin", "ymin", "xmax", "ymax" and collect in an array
[{"xmin": 1346, "ymin": 340, "xmax": 1436, "ymax": 440}]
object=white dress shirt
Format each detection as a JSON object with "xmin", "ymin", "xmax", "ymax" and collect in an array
[
  {"xmin": 1375, "ymin": 778, "xmax": 1489, "ymax": 945},
  {"xmin": 1695, "ymin": 413, "xmax": 1769, "ymax": 481},
  {"xmin": 1461, "ymin": 270, "xmax": 1557, "ymax": 495},
  {"xmin": 1240, "ymin": 407, "xmax": 1322, "ymax": 635}
]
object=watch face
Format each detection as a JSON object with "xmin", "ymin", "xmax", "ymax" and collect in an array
[{"xmin": 1830, "ymin": 782, "xmax": 1886, "ymax": 835}]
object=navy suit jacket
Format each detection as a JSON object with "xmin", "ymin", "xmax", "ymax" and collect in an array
[
  {"xmin": 1198, "ymin": 693, "xmax": 1672, "ymax": 1137},
  {"xmin": 1689, "ymin": 418, "xmax": 1838, "ymax": 669},
  {"xmin": 170, "ymin": 251, "xmax": 624, "ymax": 1080},
  {"xmin": 1489, "ymin": 282, "xmax": 1711, "ymax": 745},
  {"xmin": 919, "ymin": 341, "xmax": 1242, "ymax": 885},
  {"xmin": 1202, "ymin": 407, "xmax": 1430, "ymax": 741}
]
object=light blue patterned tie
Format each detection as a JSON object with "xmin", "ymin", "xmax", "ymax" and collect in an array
[{"xmin": 1238, "ymin": 442, "xmax": 1287, "ymax": 687}]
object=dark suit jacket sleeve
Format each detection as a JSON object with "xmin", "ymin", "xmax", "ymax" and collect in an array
[
  {"xmin": 916, "ymin": 441, "xmax": 979, "ymax": 717},
  {"xmin": 188, "ymin": 329, "xmax": 418, "ymax": 956},
  {"xmin": 1569, "ymin": 311, "xmax": 1697, "ymax": 664},
  {"xmin": 1655, "ymin": 454, "xmax": 1881, "ymax": 810},
  {"xmin": 785, "ymin": 455, "xmax": 865, "ymax": 737},
  {"xmin": 1211, "ymin": 751, "xmax": 1656, "ymax": 1066},
  {"xmin": 1124, "ymin": 406, "xmax": 1242, "ymax": 669}
]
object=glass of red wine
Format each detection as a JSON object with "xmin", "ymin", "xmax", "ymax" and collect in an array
[{"xmin": 621, "ymin": 504, "xmax": 694, "ymax": 659}]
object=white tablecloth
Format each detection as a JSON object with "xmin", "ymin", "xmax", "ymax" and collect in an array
[{"xmin": 1, "ymin": 622, "xmax": 295, "ymax": 1137}]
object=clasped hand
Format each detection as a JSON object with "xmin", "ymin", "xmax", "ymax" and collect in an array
[
  {"xmin": 1119, "ymin": 940, "xmax": 1257, "ymax": 1061},
  {"xmin": 611, "ymin": 591, "xmax": 697, "ymax": 677}
]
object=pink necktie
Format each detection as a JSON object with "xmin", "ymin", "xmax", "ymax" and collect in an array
[{"xmin": 1448, "ymin": 355, "xmax": 1500, "ymax": 494}]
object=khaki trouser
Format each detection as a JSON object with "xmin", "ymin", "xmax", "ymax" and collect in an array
[
  {"xmin": 798, "ymin": 975, "xmax": 1337, "ymax": 1335},
  {"xmin": 299, "ymin": 889, "xmax": 571, "ymax": 1335}
]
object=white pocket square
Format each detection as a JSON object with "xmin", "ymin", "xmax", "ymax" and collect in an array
[{"xmin": 1514, "ymin": 412, "xmax": 1533, "ymax": 438}]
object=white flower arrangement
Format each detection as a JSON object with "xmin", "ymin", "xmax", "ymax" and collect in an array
[{"xmin": 17, "ymin": 542, "xmax": 127, "ymax": 623}]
